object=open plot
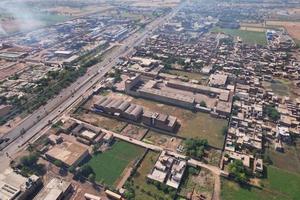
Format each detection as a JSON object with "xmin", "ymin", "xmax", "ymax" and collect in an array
[
  {"xmin": 179, "ymin": 168, "xmax": 214, "ymax": 200},
  {"xmin": 143, "ymin": 130, "xmax": 183, "ymax": 151},
  {"xmin": 130, "ymin": 97, "xmax": 227, "ymax": 148},
  {"xmin": 130, "ymin": 151, "xmax": 173, "ymax": 200},
  {"xmin": 211, "ymin": 27, "xmax": 267, "ymax": 45},
  {"xmin": 120, "ymin": 124, "xmax": 148, "ymax": 140},
  {"xmin": 87, "ymin": 140, "xmax": 144, "ymax": 187},
  {"xmin": 266, "ymin": 20, "xmax": 300, "ymax": 41},
  {"xmin": 262, "ymin": 78, "xmax": 299, "ymax": 100},
  {"xmin": 73, "ymin": 111, "xmax": 127, "ymax": 133},
  {"xmin": 166, "ymin": 69, "xmax": 209, "ymax": 83},
  {"xmin": 265, "ymin": 139, "xmax": 300, "ymax": 174}
]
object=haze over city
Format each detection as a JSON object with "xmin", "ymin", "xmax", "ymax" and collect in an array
[{"xmin": 0, "ymin": 0, "xmax": 300, "ymax": 200}]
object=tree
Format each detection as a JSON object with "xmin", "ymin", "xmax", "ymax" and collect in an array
[
  {"xmin": 265, "ymin": 105, "xmax": 280, "ymax": 121},
  {"xmin": 200, "ymin": 101, "xmax": 207, "ymax": 107},
  {"xmin": 53, "ymin": 160, "xmax": 63, "ymax": 168},
  {"xmin": 88, "ymin": 173, "xmax": 96, "ymax": 183},
  {"xmin": 79, "ymin": 164, "xmax": 94, "ymax": 177},
  {"xmin": 68, "ymin": 166, "xmax": 76, "ymax": 173},
  {"xmin": 228, "ymin": 160, "xmax": 249, "ymax": 184},
  {"xmin": 20, "ymin": 153, "xmax": 39, "ymax": 167},
  {"xmin": 92, "ymin": 143, "xmax": 100, "ymax": 154},
  {"xmin": 184, "ymin": 138, "xmax": 208, "ymax": 159}
]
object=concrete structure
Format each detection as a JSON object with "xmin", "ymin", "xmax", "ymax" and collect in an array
[
  {"xmin": 45, "ymin": 140, "xmax": 89, "ymax": 167},
  {"xmin": 142, "ymin": 111, "xmax": 177, "ymax": 132},
  {"xmin": 34, "ymin": 178, "xmax": 72, "ymax": 200},
  {"xmin": 147, "ymin": 151, "xmax": 186, "ymax": 189},
  {"xmin": 94, "ymin": 97, "xmax": 178, "ymax": 132},
  {"xmin": 0, "ymin": 168, "xmax": 41, "ymax": 200}
]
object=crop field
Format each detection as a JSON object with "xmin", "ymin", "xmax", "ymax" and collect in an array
[
  {"xmin": 222, "ymin": 166, "xmax": 300, "ymax": 200},
  {"xmin": 130, "ymin": 151, "xmax": 173, "ymax": 200},
  {"xmin": 130, "ymin": 97, "xmax": 227, "ymax": 148},
  {"xmin": 87, "ymin": 141, "xmax": 144, "ymax": 186},
  {"xmin": 211, "ymin": 27, "xmax": 267, "ymax": 45}
]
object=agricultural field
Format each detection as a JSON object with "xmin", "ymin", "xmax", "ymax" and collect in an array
[
  {"xmin": 143, "ymin": 130, "xmax": 183, "ymax": 151},
  {"xmin": 130, "ymin": 97, "xmax": 227, "ymax": 148},
  {"xmin": 179, "ymin": 168, "xmax": 214, "ymax": 200},
  {"xmin": 129, "ymin": 151, "xmax": 174, "ymax": 200},
  {"xmin": 222, "ymin": 165, "xmax": 300, "ymax": 200},
  {"xmin": 211, "ymin": 27, "xmax": 267, "ymax": 45},
  {"xmin": 87, "ymin": 140, "xmax": 144, "ymax": 187}
]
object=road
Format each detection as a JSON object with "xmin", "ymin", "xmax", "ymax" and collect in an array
[{"xmin": 0, "ymin": 2, "xmax": 185, "ymax": 171}]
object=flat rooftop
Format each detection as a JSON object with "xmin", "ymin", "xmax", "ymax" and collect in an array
[{"xmin": 46, "ymin": 141, "xmax": 88, "ymax": 166}]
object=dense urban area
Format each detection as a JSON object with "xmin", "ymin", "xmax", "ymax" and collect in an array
[{"xmin": 0, "ymin": 0, "xmax": 300, "ymax": 200}]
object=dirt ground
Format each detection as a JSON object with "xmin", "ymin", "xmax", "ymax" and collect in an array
[
  {"xmin": 120, "ymin": 124, "xmax": 148, "ymax": 140},
  {"xmin": 143, "ymin": 130, "xmax": 183, "ymax": 152},
  {"xmin": 0, "ymin": 62, "xmax": 28, "ymax": 81},
  {"xmin": 266, "ymin": 20, "xmax": 300, "ymax": 40},
  {"xmin": 73, "ymin": 111, "xmax": 127, "ymax": 133}
]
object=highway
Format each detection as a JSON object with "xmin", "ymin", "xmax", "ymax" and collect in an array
[{"xmin": 0, "ymin": 2, "xmax": 185, "ymax": 171}]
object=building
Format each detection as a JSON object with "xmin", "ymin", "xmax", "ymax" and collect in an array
[
  {"xmin": 147, "ymin": 151, "xmax": 186, "ymax": 189},
  {"xmin": 45, "ymin": 140, "xmax": 89, "ymax": 167},
  {"xmin": 142, "ymin": 111, "xmax": 178, "ymax": 132},
  {"xmin": 209, "ymin": 74, "xmax": 228, "ymax": 87},
  {"xmin": 0, "ymin": 168, "xmax": 41, "ymax": 200},
  {"xmin": 34, "ymin": 178, "xmax": 72, "ymax": 200}
]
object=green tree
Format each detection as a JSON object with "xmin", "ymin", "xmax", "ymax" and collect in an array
[
  {"xmin": 265, "ymin": 105, "xmax": 280, "ymax": 121},
  {"xmin": 53, "ymin": 160, "xmax": 63, "ymax": 168},
  {"xmin": 200, "ymin": 101, "xmax": 207, "ymax": 107},
  {"xmin": 79, "ymin": 164, "xmax": 94, "ymax": 177},
  {"xmin": 88, "ymin": 173, "xmax": 96, "ymax": 183},
  {"xmin": 184, "ymin": 138, "xmax": 208, "ymax": 159},
  {"xmin": 228, "ymin": 160, "xmax": 249, "ymax": 184}
]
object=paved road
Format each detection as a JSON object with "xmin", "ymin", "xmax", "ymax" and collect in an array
[{"xmin": 0, "ymin": 2, "xmax": 185, "ymax": 171}]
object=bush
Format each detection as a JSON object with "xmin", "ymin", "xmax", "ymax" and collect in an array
[{"xmin": 200, "ymin": 101, "xmax": 207, "ymax": 107}]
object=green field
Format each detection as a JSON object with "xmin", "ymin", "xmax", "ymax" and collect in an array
[
  {"xmin": 222, "ymin": 166, "xmax": 300, "ymax": 200},
  {"xmin": 130, "ymin": 151, "xmax": 173, "ymax": 200},
  {"xmin": 131, "ymin": 97, "xmax": 227, "ymax": 148},
  {"xmin": 211, "ymin": 27, "xmax": 267, "ymax": 45},
  {"xmin": 87, "ymin": 141, "xmax": 144, "ymax": 186},
  {"xmin": 166, "ymin": 69, "xmax": 208, "ymax": 83},
  {"xmin": 265, "ymin": 138, "xmax": 300, "ymax": 174}
]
